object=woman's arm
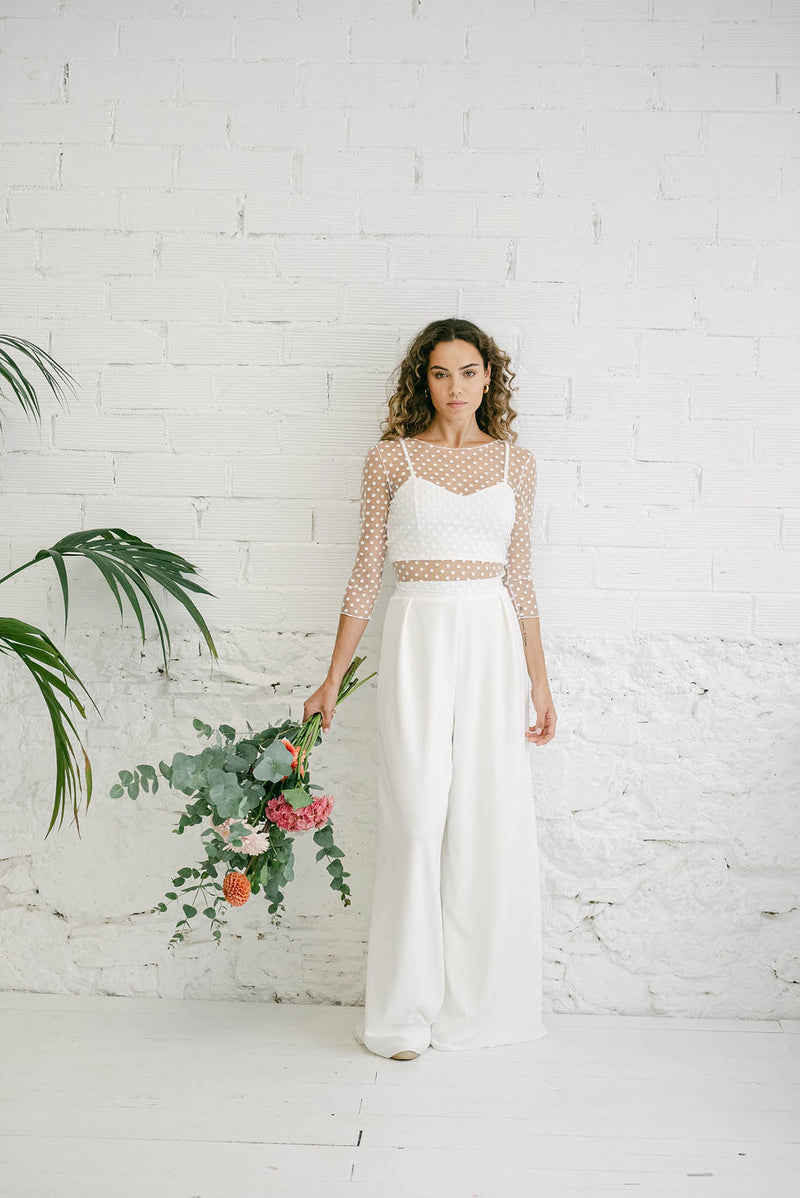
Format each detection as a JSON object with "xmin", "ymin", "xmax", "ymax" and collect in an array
[
  {"xmin": 304, "ymin": 444, "xmax": 390, "ymax": 733},
  {"xmin": 503, "ymin": 448, "xmax": 556, "ymax": 746},
  {"xmin": 519, "ymin": 616, "xmax": 548, "ymax": 687},
  {"xmin": 338, "ymin": 442, "xmax": 390, "ymax": 624},
  {"xmin": 327, "ymin": 611, "xmax": 369, "ymax": 689}
]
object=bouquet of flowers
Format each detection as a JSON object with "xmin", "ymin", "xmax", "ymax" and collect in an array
[{"xmin": 110, "ymin": 656, "xmax": 375, "ymax": 948}]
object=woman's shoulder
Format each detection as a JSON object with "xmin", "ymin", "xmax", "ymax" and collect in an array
[
  {"xmin": 366, "ymin": 436, "xmax": 404, "ymax": 460},
  {"xmin": 362, "ymin": 438, "xmax": 404, "ymax": 481},
  {"xmin": 508, "ymin": 440, "xmax": 535, "ymax": 468}
]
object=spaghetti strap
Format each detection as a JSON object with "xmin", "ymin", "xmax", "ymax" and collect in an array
[
  {"xmin": 503, "ymin": 439, "xmax": 509, "ymax": 483},
  {"xmin": 399, "ymin": 438, "xmax": 415, "ymax": 475}
]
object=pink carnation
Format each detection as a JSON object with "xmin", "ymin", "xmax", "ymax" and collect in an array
[
  {"xmin": 215, "ymin": 817, "xmax": 270, "ymax": 856},
  {"xmin": 264, "ymin": 792, "xmax": 334, "ymax": 832}
]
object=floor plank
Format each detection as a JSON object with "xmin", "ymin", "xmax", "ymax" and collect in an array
[{"xmin": 0, "ymin": 995, "xmax": 797, "ymax": 1197}]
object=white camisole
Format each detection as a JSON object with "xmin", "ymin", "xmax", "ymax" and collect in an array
[
  {"xmin": 340, "ymin": 435, "xmax": 539, "ymax": 622},
  {"xmin": 387, "ymin": 437, "xmax": 515, "ymax": 564}
]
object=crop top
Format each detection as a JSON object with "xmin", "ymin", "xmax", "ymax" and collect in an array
[{"xmin": 340, "ymin": 435, "xmax": 539, "ymax": 622}]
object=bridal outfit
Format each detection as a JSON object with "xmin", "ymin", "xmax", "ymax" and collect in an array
[{"xmin": 340, "ymin": 435, "xmax": 548, "ymax": 1058}]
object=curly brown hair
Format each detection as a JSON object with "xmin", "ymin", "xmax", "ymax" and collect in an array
[{"xmin": 378, "ymin": 317, "xmax": 521, "ymax": 444}]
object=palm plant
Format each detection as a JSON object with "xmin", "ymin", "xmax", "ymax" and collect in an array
[{"xmin": 0, "ymin": 335, "xmax": 218, "ymax": 839}]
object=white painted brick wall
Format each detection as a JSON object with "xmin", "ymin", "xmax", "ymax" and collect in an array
[{"xmin": 1, "ymin": 2, "xmax": 798, "ymax": 1019}]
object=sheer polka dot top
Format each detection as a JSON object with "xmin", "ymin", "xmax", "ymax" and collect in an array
[{"xmin": 340, "ymin": 436, "xmax": 539, "ymax": 622}]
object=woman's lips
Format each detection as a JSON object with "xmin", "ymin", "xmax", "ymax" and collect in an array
[{"xmin": 448, "ymin": 401, "xmax": 466, "ymax": 407}]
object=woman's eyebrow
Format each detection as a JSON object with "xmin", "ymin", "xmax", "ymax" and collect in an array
[{"xmin": 429, "ymin": 362, "xmax": 481, "ymax": 371}]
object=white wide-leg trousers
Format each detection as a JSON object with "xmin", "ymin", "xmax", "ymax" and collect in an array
[{"xmin": 354, "ymin": 575, "xmax": 548, "ymax": 1058}]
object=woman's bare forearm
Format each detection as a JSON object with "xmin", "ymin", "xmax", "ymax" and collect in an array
[
  {"xmin": 519, "ymin": 617, "xmax": 549, "ymax": 688},
  {"xmin": 326, "ymin": 611, "xmax": 369, "ymax": 686}
]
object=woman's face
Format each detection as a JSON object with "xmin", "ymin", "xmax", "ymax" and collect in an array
[{"xmin": 426, "ymin": 339, "xmax": 490, "ymax": 421}]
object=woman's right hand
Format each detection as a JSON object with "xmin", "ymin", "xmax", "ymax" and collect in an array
[{"xmin": 303, "ymin": 676, "xmax": 340, "ymax": 734}]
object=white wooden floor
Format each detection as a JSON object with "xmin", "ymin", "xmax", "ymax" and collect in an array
[{"xmin": 0, "ymin": 992, "xmax": 797, "ymax": 1198}]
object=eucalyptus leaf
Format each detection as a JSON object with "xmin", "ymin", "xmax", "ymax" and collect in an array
[
  {"xmin": 209, "ymin": 774, "xmax": 248, "ymax": 818},
  {"xmin": 252, "ymin": 739, "xmax": 295, "ymax": 783}
]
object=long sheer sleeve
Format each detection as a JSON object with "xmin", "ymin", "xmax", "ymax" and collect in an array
[
  {"xmin": 503, "ymin": 449, "xmax": 539, "ymax": 620},
  {"xmin": 340, "ymin": 442, "xmax": 390, "ymax": 620}
]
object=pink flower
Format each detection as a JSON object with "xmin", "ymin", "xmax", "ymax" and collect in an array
[
  {"xmin": 240, "ymin": 829, "xmax": 270, "ymax": 854},
  {"xmin": 264, "ymin": 792, "xmax": 334, "ymax": 832},
  {"xmin": 215, "ymin": 817, "xmax": 270, "ymax": 856}
]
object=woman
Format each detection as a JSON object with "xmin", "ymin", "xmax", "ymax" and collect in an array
[{"xmin": 304, "ymin": 318, "xmax": 556, "ymax": 1061}]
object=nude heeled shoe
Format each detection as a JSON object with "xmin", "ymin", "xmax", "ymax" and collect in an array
[{"xmin": 390, "ymin": 1050, "xmax": 419, "ymax": 1059}]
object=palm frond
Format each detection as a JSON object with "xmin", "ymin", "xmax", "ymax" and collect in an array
[
  {"xmin": 33, "ymin": 528, "xmax": 219, "ymax": 670},
  {"xmin": 0, "ymin": 617, "xmax": 98, "ymax": 838},
  {"xmin": 0, "ymin": 335, "xmax": 78, "ymax": 432}
]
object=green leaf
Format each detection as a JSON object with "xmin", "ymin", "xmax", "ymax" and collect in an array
[
  {"xmin": 0, "ymin": 616, "xmax": 96, "ymax": 837},
  {"xmin": 182, "ymin": 905, "xmax": 197, "ymax": 918},
  {"xmin": 206, "ymin": 774, "xmax": 245, "ymax": 819},
  {"xmin": 314, "ymin": 823, "xmax": 334, "ymax": 845},
  {"xmin": 225, "ymin": 738, "xmax": 259, "ymax": 771},
  {"xmin": 33, "ymin": 549, "xmax": 70, "ymax": 638},
  {"xmin": 252, "ymin": 739, "xmax": 295, "ymax": 783},
  {"xmin": 7, "ymin": 526, "xmax": 220, "ymax": 675},
  {"xmin": 109, "ymin": 784, "xmax": 124, "ymax": 799},
  {"xmin": 138, "ymin": 765, "xmax": 159, "ymax": 793},
  {"xmin": 0, "ymin": 334, "xmax": 77, "ymax": 433},
  {"xmin": 281, "ymin": 785, "xmax": 315, "ymax": 811}
]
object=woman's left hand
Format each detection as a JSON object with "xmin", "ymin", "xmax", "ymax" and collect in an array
[{"xmin": 527, "ymin": 684, "xmax": 556, "ymax": 746}]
